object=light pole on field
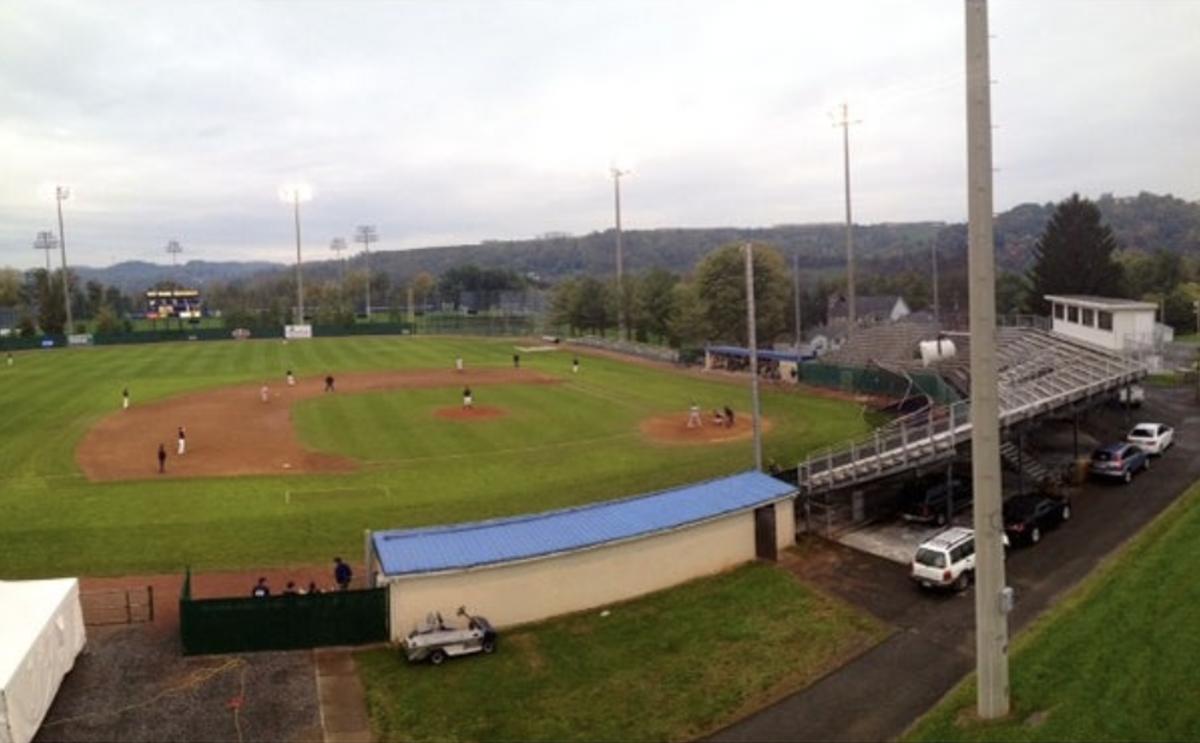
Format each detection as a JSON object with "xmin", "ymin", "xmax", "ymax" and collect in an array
[
  {"xmin": 330, "ymin": 237, "xmax": 348, "ymax": 285},
  {"xmin": 355, "ymin": 225, "xmax": 378, "ymax": 321},
  {"xmin": 33, "ymin": 231, "xmax": 57, "ymax": 273},
  {"xmin": 54, "ymin": 186, "xmax": 73, "ymax": 333},
  {"xmin": 279, "ymin": 183, "xmax": 313, "ymax": 325},
  {"xmin": 611, "ymin": 165, "xmax": 630, "ymax": 341},
  {"xmin": 744, "ymin": 242, "xmax": 763, "ymax": 471}
]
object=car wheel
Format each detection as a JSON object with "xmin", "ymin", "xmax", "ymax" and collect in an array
[
  {"xmin": 429, "ymin": 649, "xmax": 447, "ymax": 666},
  {"xmin": 1030, "ymin": 526, "xmax": 1041, "ymax": 544},
  {"xmin": 482, "ymin": 638, "xmax": 497, "ymax": 654},
  {"xmin": 1061, "ymin": 504, "xmax": 1071, "ymax": 521},
  {"xmin": 1123, "ymin": 470, "xmax": 1133, "ymax": 484},
  {"xmin": 954, "ymin": 572, "xmax": 969, "ymax": 592}
]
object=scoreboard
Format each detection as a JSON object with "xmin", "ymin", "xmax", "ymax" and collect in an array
[{"xmin": 146, "ymin": 288, "xmax": 202, "ymax": 319}]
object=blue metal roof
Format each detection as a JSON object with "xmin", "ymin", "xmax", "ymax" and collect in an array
[
  {"xmin": 706, "ymin": 345, "xmax": 815, "ymax": 362},
  {"xmin": 372, "ymin": 471, "xmax": 795, "ymax": 576}
]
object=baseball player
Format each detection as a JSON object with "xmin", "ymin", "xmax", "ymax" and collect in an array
[
  {"xmin": 455, "ymin": 356, "xmax": 464, "ymax": 373},
  {"xmin": 157, "ymin": 444, "xmax": 167, "ymax": 474},
  {"xmin": 572, "ymin": 357, "xmax": 580, "ymax": 374},
  {"xmin": 513, "ymin": 353, "xmax": 520, "ymax": 369},
  {"xmin": 122, "ymin": 387, "xmax": 130, "ymax": 410},
  {"xmin": 177, "ymin": 426, "xmax": 187, "ymax": 455},
  {"xmin": 687, "ymin": 401, "xmax": 702, "ymax": 429},
  {"xmin": 462, "ymin": 386, "xmax": 473, "ymax": 409},
  {"xmin": 286, "ymin": 369, "xmax": 296, "ymax": 386},
  {"xmin": 5, "ymin": 353, "xmax": 12, "ymax": 367},
  {"xmin": 324, "ymin": 375, "xmax": 335, "ymax": 392},
  {"xmin": 261, "ymin": 383, "xmax": 270, "ymax": 403}
]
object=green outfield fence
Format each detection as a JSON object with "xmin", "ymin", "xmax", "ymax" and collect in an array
[
  {"xmin": 179, "ymin": 568, "xmax": 389, "ymax": 655},
  {"xmin": 799, "ymin": 362, "xmax": 960, "ymax": 405},
  {"xmin": 0, "ymin": 315, "xmax": 544, "ymax": 351}
]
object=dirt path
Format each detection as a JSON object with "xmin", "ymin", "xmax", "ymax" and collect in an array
[{"xmin": 76, "ymin": 369, "xmax": 557, "ymax": 482}]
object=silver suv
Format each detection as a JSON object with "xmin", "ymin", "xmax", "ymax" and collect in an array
[{"xmin": 911, "ymin": 527, "xmax": 976, "ymax": 591}]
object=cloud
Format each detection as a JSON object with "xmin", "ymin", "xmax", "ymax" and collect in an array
[{"xmin": 0, "ymin": 0, "xmax": 1197, "ymax": 268}]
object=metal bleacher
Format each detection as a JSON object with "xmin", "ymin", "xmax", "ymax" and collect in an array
[{"xmin": 798, "ymin": 325, "xmax": 1147, "ymax": 495}]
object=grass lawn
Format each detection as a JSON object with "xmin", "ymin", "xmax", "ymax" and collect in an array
[
  {"xmin": 0, "ymin": 337, "xmax": 873, "ymax": 577},
  {"xmin": 356, "ymin": 562, "xmax": 888, "ymax": 742},
  {"xmin": 905, "ymin": 482, "xmax": 1200, "ymax": 742}
]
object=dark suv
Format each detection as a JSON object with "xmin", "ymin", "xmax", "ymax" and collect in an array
[{"xmin": 900, "ymin": 477, "xmax": 972, "ymax": 526}]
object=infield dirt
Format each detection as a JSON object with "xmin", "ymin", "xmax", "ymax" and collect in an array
[
  {"xmin": 639, "ymin": 410, "xmax": 773, "ymax": 445},
  {"xmin": 76, "ymin": 369, "xmax": 555, "ymax": 482}
]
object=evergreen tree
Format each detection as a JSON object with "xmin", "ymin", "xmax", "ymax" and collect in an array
[{"xmin": 1026, "ymin": 194, "xmax": 1124, "ymax": 313}]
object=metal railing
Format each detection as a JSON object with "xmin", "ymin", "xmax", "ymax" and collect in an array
[{"xmin": 799, "ymin": 327, "xmax": 1147, "ymax": 494}]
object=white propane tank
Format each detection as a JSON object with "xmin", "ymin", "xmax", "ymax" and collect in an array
[{"xmin": 919, "ymin": 338, "xmax": 957, "ymax": 367}]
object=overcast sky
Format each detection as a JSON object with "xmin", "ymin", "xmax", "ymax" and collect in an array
[{"xmin": 1, "ymin": 0, "xmax": 1197, "ymax": 269}]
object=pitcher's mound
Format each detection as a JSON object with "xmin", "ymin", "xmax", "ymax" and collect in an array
[
  {"xmin": 434, "ymin": 405, "xmax": 507, "ymax": 421},
  {"xmin": 640, "ymin": 411, "xmax": 772, "ymax": 445}
]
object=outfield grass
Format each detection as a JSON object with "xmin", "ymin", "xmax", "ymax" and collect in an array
[
  {"xmin": 356, "ymin": 562, "xmax": 888, "ymax": 742},
  {"xmin": 905, "ymin": 482, "xmax": 1200, "ymax": 742},
  {"xmin": 0, "ymin": 337, "xmax": 873, "ymax": 577}
]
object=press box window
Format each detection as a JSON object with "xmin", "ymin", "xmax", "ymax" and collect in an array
[
  {"xmin": 1081, "ymin": 308, "xmax": 1095, "ymax": 326},
  {"xmin": 1098, "ymin": 311, "xmax": 1113, "ymax": 331},
  {"xmin": 1067, "ymin": 306, "xmax": 1079, "ymax": 323},
  {"xmin": 1053, "ymin": 303, "xmax": 1064, "ymax": 320}
]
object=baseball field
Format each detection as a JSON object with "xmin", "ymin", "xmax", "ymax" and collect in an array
[{"xmin": 0, "ymin": 336, "xmax": 875, "ymax": 578}]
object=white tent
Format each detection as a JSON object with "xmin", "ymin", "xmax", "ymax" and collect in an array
[{"xmin": 0, "ymin": 579, "xmax": 86, "ymax": 743}]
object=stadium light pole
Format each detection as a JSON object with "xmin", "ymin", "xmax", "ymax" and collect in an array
[
  {"xmin": 165, "ymin": 240, "xmax": 183, "ymax": 267},
  {"xmin": 330, "ymin": 237, "xmax": 348, "ymax": 285},
  {"xmin": 744, "ymin": 242, "xmax": 763, "ymax": 471},
  {"xmin": 965, "ymin": 0, "xmax": 1010, "ymax": 719},
  {"xmin": 33, "ymin": 231, "xmax": 57, "ymax": 273},
  {"xmin": 355, "ymin": 225, "xmax": 379, "ymax": 321},
  {"xmin": 279, "ymin": 183, "xmax": 313, "ymax": 324},
  {"xmin": 54, "ymin": 186, "xmax": 73, "ymax": 333},
  {"xmin": 610, "ymin": 165, "xmax": 630, "ymax": 341}
]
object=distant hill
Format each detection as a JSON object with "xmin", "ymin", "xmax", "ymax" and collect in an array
[
  {"xmin": 74, "ymin": 191, "xmax": 1200, "ymax": 293},
  {"xmin": 73, "ymin": 260, "xmax": 282, "ymax": 295}
]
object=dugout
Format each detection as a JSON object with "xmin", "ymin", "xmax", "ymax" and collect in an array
[
  {"xmin": 368, "ymin": 471, "xmax": 796, "ymax": 637},
  {"xmin": 704, "ymin": 346, "xmax": 814, "ymax": 383}
]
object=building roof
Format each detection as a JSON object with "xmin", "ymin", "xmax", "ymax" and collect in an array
[
  {"xmin": 829, "ymin": 294, "xmax": 905, "ymax": 318},
  {"xmin": 372, "ymin": 471, "xmax": 796, "ymax": 577},
  {"xmin": 1044, "ymin": 295, "xmax": 1158, "ymax": 311}
]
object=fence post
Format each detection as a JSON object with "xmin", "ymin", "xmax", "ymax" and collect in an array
[{"xmin": 148, "ymin": 585, "xmax": 155, "ymax": 622}]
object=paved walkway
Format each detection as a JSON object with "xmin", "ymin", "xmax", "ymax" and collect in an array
[
  {"xmin": 314, "ymin": 649, "xmax": 375, "ymax": 743},
  {"xmin": 711, "ymin": 387, "xmax": 1200, "ymax": 741}
]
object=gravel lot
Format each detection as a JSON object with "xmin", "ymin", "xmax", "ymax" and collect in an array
[{"xmin": 36, "ymin": 625, "xmax": 321, "ymax": 743}]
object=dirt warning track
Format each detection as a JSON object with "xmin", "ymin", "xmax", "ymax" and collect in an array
[{"xmin": 76, "ymin": 369, "xmax": 556, "ymax": 482}]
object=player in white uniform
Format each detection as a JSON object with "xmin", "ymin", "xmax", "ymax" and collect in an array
[
  {"xmin": 462, "ymin": 386, "xmax": 473, "ymax": 409},
  {"xmin": 177, "ymin": 426, "xmax": 187, "ymax": 455},
  {"xmin": 455, "ymin": 356, "xmax": 464, "ymax": 373},
  {"xmin": 687, "ymin": 402, "xmax": 702, "ymax": 429}
]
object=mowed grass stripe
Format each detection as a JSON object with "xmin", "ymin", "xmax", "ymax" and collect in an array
[{"xmin": 0, "ymin": 336, "xmax": 873, "ymax": 577}]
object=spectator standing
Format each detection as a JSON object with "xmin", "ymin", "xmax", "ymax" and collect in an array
[{"xmin": 334, "ymin": 557, "xmax": 353, "ymax": 591}]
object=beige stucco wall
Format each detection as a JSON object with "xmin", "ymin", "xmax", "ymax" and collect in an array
[{"xmin": 381, "ymin": 499, "xmax": 794, "ymax": 638}]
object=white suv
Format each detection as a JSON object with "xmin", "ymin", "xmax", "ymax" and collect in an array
[{"xmin": 911, "ymin": 527, "xmax": 975, "ymax": 591}]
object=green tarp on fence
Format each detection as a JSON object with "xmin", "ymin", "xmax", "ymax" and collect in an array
[{"xmin": 179, "ymin": 569, "xmax": 389, "ymax": 655}]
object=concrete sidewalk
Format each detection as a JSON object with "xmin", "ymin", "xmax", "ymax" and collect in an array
[{"xmin": 314, "ymin": 650, "xmax": 374, "ymax": 743}]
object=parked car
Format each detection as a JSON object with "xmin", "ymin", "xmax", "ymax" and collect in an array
[
  {"xmin": 900, "ymin": 477, "xmax": 972, "ymax": 526},
  {"xmin": 402, "ymin": 606, "xmax": 497, "ymax": 665},
  {"xmin": 1089, "ymin": 442, "xmax": 1150, "ymax": 483},
  {"xmin": 1002, "ymin": 494, "xmax": 1071, "ymax": 546},
  {"xmin": 1112, "ymin": 384, "xmax": 1145, "ymax": 408},
  {"xmin": 1126, "ymin": 422, "xmax": 1174, "ymax": 456},
  {"xmin": 911, "ymin": 527, "xmax": 1006, "ymax": 591}
]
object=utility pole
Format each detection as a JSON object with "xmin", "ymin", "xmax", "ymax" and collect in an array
[
  {"xmin": 355, "ymin": 225, "xmax": 379, "ymax": 321},
  {"xmin": 833, "ymin": 103, "xmax": 859, "ymax": 337},
  {"xmin": 932, "ymin": 237, "xmax": 941, "ymax": 329},
  {"xmin": 33, "ymin": 231, "xmax": 57, "ymax": 273},
  {"xmin": 965, "ymin": 0, "xmax": 1010, "ymax": 720},
  {"xmin": 55, "ymin": 186, "xmax": 73, "ymax": 334},
  {"xmin": 165, "ymin": 240, "xmax": 183, "ymax": 267},
  {"xmin": 611, "ymin": 166, "xmax": 629, "ymax": 341},
  {"xmin": 793, "ymin": 251, "xmax": 803, "ymax": 352},
  {"xmin": 744, "ymin": 243, "xmax": 763, "ymax": 471}
]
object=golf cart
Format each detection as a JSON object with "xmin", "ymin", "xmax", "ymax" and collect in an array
[{"xmin": 402, "ymin": 606, "xmax": 498, "ymax": 665}]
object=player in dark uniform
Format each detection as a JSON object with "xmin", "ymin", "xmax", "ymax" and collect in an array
[
  {"xmin": 157, "ymin": 444, "xmax": 167, "ymax": 474},
  {"xmin": 324, "ymin": 375, "xmax": 335, "ymax": 392}
]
